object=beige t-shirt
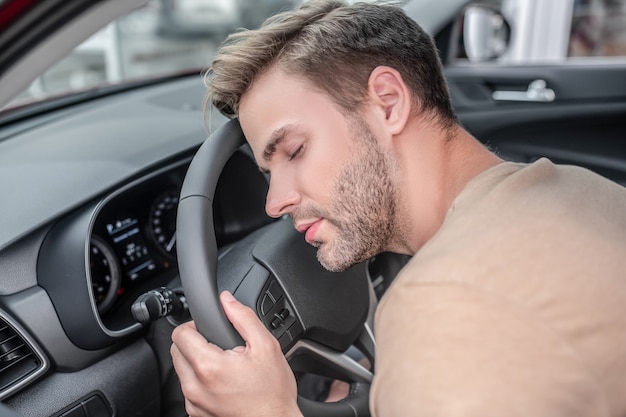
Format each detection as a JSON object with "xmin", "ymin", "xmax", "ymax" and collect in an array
[{"xmin": 371, "ymin": 158, "xmax": 626, "ymax": 417}]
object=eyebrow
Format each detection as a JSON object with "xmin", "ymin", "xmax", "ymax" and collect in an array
[
  {"xmin": 258, "ymin": 123, "xmax": 304, "ymax": 175},
  {"xmin": 262, "ymin": 124, "xmax": 296, "ymax": 162}
]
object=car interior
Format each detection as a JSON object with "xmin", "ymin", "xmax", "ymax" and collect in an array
[{"xmin": 0, "ymin": 0, "xmax": 624, "ymax": 416}]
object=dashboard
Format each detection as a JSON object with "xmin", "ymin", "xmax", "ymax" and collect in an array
[{"xmin": 34, "ymin": 148, "xmax": 272, "ymax": 351}]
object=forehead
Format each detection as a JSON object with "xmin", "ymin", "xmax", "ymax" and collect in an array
[{"xmin": 238, "ymin": 67, "xmax": 347, "ymax": 161}]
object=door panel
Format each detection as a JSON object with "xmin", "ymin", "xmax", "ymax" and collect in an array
[{"xmin": 445, "ymin": 64, "xmax": 626, "ymax": 185}]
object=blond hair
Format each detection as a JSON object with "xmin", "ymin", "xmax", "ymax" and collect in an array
[{"xmin": 206, "ymin": 0, "xmax": 457, "ymax": 127}]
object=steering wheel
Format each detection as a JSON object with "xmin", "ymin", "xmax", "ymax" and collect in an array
[{"xmin": 176, "ymin": 119, "xmax": 376, "ymax": 417}]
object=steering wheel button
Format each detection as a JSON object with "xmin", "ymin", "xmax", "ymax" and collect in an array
[
  {"xmin": 260, "ymin": 294, "xmax": 274, "ymax": 316},
  {"xmin": 278, "ymin": 308, "xmax": 289, "ymax": 320},
  {"xmin": 270, "ymin": 315, "xmax": 283, "ymax": 329},
  {"xmin": 278, "ymin": 332, "xmax": 293, "ymax": 351},
  {"xmin": 287, "ymin": 321, "xmax": 303, "ymax": 339},
  {"xmin": 267, "ymin": 280, "xmax": 284, "ymax": 302}
]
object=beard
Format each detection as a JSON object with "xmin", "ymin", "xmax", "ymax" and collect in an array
[{"xmin": 293, "ymin": 121, "xmax": 397, "ymax": 272}]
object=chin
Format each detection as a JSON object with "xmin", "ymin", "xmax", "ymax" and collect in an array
[{"xmin": 316, "ymin": 246, "xmax": 362, "ymax": 273}]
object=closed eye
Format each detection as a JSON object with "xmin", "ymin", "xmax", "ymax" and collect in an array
[{"xmin": 289, "ymin": 145, "xmax": 303, "ymax": 161}]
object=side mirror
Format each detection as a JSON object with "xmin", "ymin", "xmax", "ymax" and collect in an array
[{"xmin": 463, "ymin": 5, "xmax": 510, "ymax": 62}]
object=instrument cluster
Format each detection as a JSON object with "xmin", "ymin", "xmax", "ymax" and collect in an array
[
  {"xmin": 86, "ymin": 149, "xmax": 272, "ymax": 330},
  {"xmin": 88, "ymin": 147, "xmax": 274, "ymax": 332},
  {"xmin": 89, "ymin": 161, "xmax": 187, "ymax": 318}
]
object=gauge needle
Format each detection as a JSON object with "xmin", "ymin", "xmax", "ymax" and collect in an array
[{"xmin": 166, "ymin": 233, "xmax": 176, "ymax": 252}]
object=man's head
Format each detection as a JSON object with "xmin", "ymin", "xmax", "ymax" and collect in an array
[
  {"xmin": 206, "ymin": 0, "xmax": 456, "ymax": 127},
  {"xmin": 205, "ymin": 0, "xmax": 458, "ymax": 270},
  {"xmin": 237, "ymin": 66, "xmax": 400, "ymax": 271}
]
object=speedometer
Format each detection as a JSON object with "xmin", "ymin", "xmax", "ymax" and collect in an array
[
  {"xmin": 89, "ymin": 236, "xmax": 121, "ymax": 314},
  {"xmin": 149, "ymin": 191, "xmax": 179, "ymax": 261}
]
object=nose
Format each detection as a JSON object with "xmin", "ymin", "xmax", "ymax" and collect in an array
[{"xmin": 265, "ymin": 175, "xmax": 300, "ymax": 218}]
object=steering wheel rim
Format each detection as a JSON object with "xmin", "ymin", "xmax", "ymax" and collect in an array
[
  {"xmin": 177, "ymin": 119, "xmax": 374, "ymax": 417},
  {"xmin": 177, "ymin": 119, "xmax": 245, "ymax": 348}
]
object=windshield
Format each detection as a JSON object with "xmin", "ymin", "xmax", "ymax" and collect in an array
[{"xmin": 5, "ymin": 0, "xmax": 300, "ymax": 110}]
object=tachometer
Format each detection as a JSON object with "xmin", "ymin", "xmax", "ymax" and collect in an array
[
  {"xmin": 89, "ymin": 236, "xmax": 121, "ymax": 314},
  {"xmin": 149, "ymin": 191, "xmax": 179, "ymax": 261}
]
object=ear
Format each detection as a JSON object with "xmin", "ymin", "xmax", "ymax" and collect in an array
[{"xmin": 368, "ymin": 66, "xmax": 411, "ymax": 136}]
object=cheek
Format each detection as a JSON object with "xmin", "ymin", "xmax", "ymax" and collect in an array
[{"xmin": 298, "ymin": 141, "xmax": 347, "ymax": 202}]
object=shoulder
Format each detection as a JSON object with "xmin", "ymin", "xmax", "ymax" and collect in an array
[{"xmin": 370, "ymin": 158, "xmax": 626, "ymax": 416}]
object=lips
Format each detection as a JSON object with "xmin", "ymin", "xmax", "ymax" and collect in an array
[{"xmin": 296, "ymin": 219, "xmax": 323, "ymax": 244}]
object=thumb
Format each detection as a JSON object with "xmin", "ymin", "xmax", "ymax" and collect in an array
[{"xmin": 220, "ymin": 291, "xmax": 273, "ymax": 348}]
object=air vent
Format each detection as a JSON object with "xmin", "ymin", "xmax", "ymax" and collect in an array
[{"xmin": 0, "ymin": 315, "xmax": 47, "ymax": 399}]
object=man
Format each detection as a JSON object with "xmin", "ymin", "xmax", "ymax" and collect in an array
[{"xmin": 170, "ymin": 1, "xmax": 626, "ymax": 416}]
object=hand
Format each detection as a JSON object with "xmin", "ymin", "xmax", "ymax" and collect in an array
[
  {"xmin": 171, "ymin": 291, "xmax": 302, "ymax": 417},
  {"xmin": 324, "ymin": 357, "xmax": 371, "ymax": 403}
]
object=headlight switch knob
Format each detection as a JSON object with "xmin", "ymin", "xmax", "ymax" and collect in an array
[{"xmin": 131, "ymin": 287, "xmax": 189, "ymax": 325}]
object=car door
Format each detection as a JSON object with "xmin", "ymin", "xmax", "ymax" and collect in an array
[{"xmin": 438, "ymin": 0, "xmax": 626, "ymax": 186}]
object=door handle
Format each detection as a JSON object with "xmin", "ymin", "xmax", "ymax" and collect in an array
[{"xmin": 492, "ymin": 79, "xmax": 555, "ymax": 102}]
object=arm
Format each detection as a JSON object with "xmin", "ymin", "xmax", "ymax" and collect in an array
[{"xmin": 171, "ymin": 291, "xmax": 303, "ymax": 417}]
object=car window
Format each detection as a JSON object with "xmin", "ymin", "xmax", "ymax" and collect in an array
[
  {"xmin": 7, "ymin": 0, "xmax": 299, "ymax": 109},
  {"xmin": 453, "ymin": 0, "xmax": 626, "ymax": 64},
  {"xmin": 569, "ymin": 0, "xmax": 626, "ymax": 58}
]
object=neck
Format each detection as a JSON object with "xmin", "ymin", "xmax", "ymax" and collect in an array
[{"xmin": 389, "ymin": 120, "xmax": 502, "ymax": 255}]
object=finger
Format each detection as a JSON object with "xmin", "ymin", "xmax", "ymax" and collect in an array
[
  {"xmin": 171, "ymin": 342, "xmax": 219, "ymax": 409},
  {"xmin": 184, "ymin": 396, "xmax": 211, "ymax": 417},
  {"xmin": 172, "ymin": 321, "xmax": 219, "ymax": 353},
  {"xmin": 172, "ymin": 321, "xmax": 223, "ymax": 368},
  {"xmin": 220, "ymin": 291, "xmax": 276, "ymax": 349},
  {"xmin": 170, "ymin": 343, "xmax": 196, "ymax": 385}
]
